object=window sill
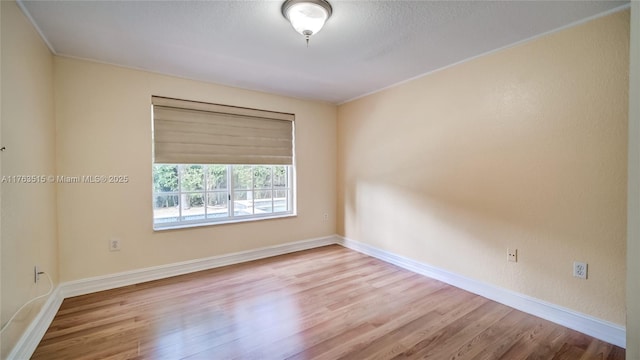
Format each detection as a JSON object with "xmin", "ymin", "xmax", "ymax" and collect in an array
[{"xmin": 153, "ymin": 212, "xmax": 297, "ymax": 231}]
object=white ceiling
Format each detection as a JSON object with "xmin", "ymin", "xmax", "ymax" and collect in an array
[{"xmin": 19, "ymin": 0, "xmax": 629, "ymax": 104}]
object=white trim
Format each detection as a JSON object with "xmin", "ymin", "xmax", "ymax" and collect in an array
[
  {"xmin": 152, "ymin": 164, "xmax": 296, "ymax": 231},
  {"xmin": 7, "ymin": 287, "xmax": 64, "ymax": 360},
  {"xmin": 336, "ymin": 236, "xmax": 626, "ymax": 348},
  {"xmin": 6, "ymin": 235, "xmax": 337, "ymax": 359},
  {"xmin": 626, "ymin": 1, "xmax": 640, "ymax": 356},
  {"xmin": 61, "ymin": 235, "xmax": 337, "ymax": 298},
  {"xmin": 153, "ymin": 213, "xmax": 297, "ymax": 231},
  {"xmin": 15, "ymin": 0, "xmax": 56, "ymax": 54},
  {"xmin": 8, "ymin": 233, "xmax": 626, "ymax": 359},
  {"xmin": 339, "ymin": 3, "xmax": 631, "ymax": 105}
]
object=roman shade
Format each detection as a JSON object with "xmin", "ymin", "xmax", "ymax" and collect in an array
[{"xmin": 152, "ymin": 96, "xmax": 294, "ymax": 165}]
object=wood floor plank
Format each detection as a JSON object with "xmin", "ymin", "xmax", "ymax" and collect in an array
[
  {"xmin": 290, "ymin": 289, "xmax": 479, "ymax": 360},
  {"xmin": 413, "ymin": 301, "xmax": 514, "ymax": 359},
  {"xmin": 580, "ymin": 338, "xmax": 616, "ymax": 360},
  {"xmin": 495, "ymin": 318, "xmax": 558, "ymax": 359},
  {"xmin": 31, "ymin": 245, "xmax": 624, "ymax": 360},
  {"xmin": 185, "ymin": 272, "xmax": 449, "ymax": 359},
  {"xmin": 524, "ymin": 326, "xmax": 572, "ymax": 360}
]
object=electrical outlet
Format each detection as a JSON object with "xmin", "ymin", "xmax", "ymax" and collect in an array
[
  {"xmin": 323, "ymin": 213, "xmax": 329, "ymax": 222},
  {"xmin": 34, "ymin": 266, "xmax": 40, "ymax": 283},
  {"xmin": 110, "ymin": 238, "xmax": 121, "ymax": 252},
  {"xmin": 573, "ymin": 261, "xmax": 587, "ymax": 279},
  {"xmin": 507, "ymin": 248, "xmax": 517, "ymax": 263}
]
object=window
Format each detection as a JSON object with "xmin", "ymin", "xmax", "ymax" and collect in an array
[
  {"xmin": 153, "ymin": 164, "xmax": 294, "ymax": 228},
  {"xmin": 151, "ymin": 96, "xmax": 295, "ymax": 229}
]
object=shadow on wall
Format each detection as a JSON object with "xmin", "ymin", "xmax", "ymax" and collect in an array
[
  {"xmin": 338, "ymin": 9, "xmax": 629, "ymax": 324},
  {"xmin": 339, "ymin": 82, "xmax": 627, "ymax": 322},
  {"xmin": 343, "ymin": 96, "xmax": 627, "ymax": 255}
]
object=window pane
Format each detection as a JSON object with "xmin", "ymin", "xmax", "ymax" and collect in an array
[
  {"xmin": 254, "ymin": 190, "xmax": 273, "ymax": 214},
  {"xmin": 274, "ymin": 165, "xmax": 287, "ymax": 188},
  {"xmin": 181, "ymin": 193, "xmax": 205, "ymax": 221},
  {"xmin": 154, "ymin": 194, "xmax": 180, "ymax": 224},
  {"xmin": 153, "ymin": 163, "xmax": 293, "ymax": 228},
  {"xmin": 275, "ymin": 190, "xmax": 288, "ymax": 212},
  {"xmin": 207, "ymin": 192, "xmax": 228, "ymax": 218},
  {"xmin": 233, "ymin": 165, "xmax": 252, "ymax": 190},
  {"xmin": 153, "ymin": 164, "xmax": 179, "ymax": 192},
  {"xmin": 182, "ymin": 165, "xmax": 204, "ymax": 191},
  {"xmin": 207, "ymin": 165, "xmax": 227, "ymax": 190},
  {"xmin": 234, "ymin": 190, "xmax": 253, "ymax": 216},
  {"xmin": 253, "ymin": 165, "xmax": 272, "ymax": 189}
]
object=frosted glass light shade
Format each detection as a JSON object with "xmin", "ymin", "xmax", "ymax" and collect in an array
[{"xmin": 282, "ymin": 0, "xmax": 332, "ymax": 41}]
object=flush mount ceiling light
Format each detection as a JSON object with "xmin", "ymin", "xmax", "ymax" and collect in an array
[{"xmin": 282, "ymin": 0, "xmax": 332, "ymax": 46}]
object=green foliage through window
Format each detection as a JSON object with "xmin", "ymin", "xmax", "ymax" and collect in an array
[{"xmin": 153, "ymin": 164, "xmax": 293, "ymax": 228}]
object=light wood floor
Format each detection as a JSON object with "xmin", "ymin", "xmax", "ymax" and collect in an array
[{"xmin": 32, "ymin": 245, "xmax": 624, "ymax": 360}]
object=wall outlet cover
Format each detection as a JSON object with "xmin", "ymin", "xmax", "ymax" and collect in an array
[
  {"xmin": 110, "ymin": 238, "xmax": 121, "ymax": 252},
  {"xmin": 573, "ymin": 261, "xmax": 587, "ymax": 279}
]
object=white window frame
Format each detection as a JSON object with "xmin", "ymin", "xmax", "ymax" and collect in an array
[{"xmin": 153, "ymin": 164, "xmax": 295, "ymax": 230}]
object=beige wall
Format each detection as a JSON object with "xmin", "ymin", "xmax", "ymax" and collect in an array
[
  {"xmin": 0, "ymin": 1, "xmax": 58, "ymax": 358},
  {"xmin": 54, "ymin": 57, "xmax": 337, "ymax": 282},
  {"xmin": 337, "ymin": 10, "xmax": 629, "ymax": 325},
  {"xmin": 0, "ymin": 0, "xmax": 633, "ymax": 354},
  {"xmin": 0, "ymin": 0, "xmax": 3, "ymax": 354},
  {"xmin": 1, "ymin": 2, "xmax": 3, "ymax": 356},
  {"xmin": 627, "ymin": 1, "xmax": 639, "ymax": 356}
]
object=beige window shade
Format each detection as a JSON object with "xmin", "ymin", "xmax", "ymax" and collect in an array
[{"xmin": 152, "ymin": 96, "xmax": 294, "ymax": 165}]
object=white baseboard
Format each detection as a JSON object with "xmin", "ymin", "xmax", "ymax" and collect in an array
[
  {"xmin": 61, "ymin": 235, "xmax": 338, "ymax": 298},
  {"xmin": 7, "ymin": 235, "xmax": 338, "ymax": 359},
  {"xmin": 7, "ymin": 287, "xmax": 64, "ymax": 360},
  {"xmin": 8, "ymin": 233, "xmax": 625, "ymax": 359},
  {"xmin": 337, "ymin": 236, "xmax": 626, "ymax": 348}
]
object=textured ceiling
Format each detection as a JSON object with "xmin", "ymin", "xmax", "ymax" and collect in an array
[{"xmin": 19, "ymin": 0, "xmax": 628, "ymax": 104}]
